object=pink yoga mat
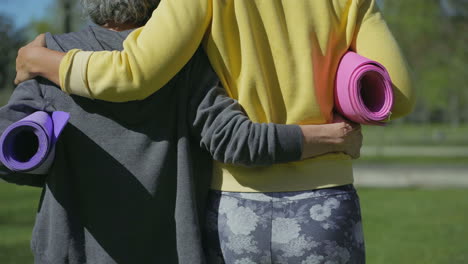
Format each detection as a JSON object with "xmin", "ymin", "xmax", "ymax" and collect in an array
[
  {"xmin": 335, "ymin": 52, "xmax": 394, "ymax": 125},
  {"xmin": 0, "ymin": 111, "xmax": 69, "ymax": 174}
]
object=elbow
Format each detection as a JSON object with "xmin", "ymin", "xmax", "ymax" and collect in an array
[
  {"xmin": 393, "ymin": 100, "xmax": 415, "ymax": 119},
  {"xmin": 108, "ymin": 78, "xmax": 155, "ymax": 102},
  {"xmin": 224, "ymin": 157, "xmax": 270, "ymax": 168},
  {"xmin": 210, "ymin": 149, "xmax": 250, "ymax": 167},
  {"xmin": 223, "ymin": 153, "xmax": 273, "ymax": 168},
  {"xmin": 210, "ymin": 146, "xmax": 272, "ymax": 168}
]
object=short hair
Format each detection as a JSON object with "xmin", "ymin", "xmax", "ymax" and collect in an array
[{"xmin": 80, "ymin": 0, "xmax": 160, "ymax": 27}]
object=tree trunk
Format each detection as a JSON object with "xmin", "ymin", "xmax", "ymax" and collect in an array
[{"xmin": 62, "ymin": 0, "xmax": 72, "ymax": 32}]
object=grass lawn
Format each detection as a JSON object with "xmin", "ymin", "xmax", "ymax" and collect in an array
[
  {"xmin": 0, "ymin": 182, "xmax": 41, "ymax": 263},
  {"xmin": 361, "ymin": 124, "xmax": 468, "ymax": 146},
  {"xmin": 357, "ymin": 188, "xmax": 468, "ymax": 264},
  {"xmin": 356, "ymin": 155, "xmax": 468, "ymax": 165},
  {"xmin": 1, "ymin": 182, "xmax": 468, "ymax": 263}
]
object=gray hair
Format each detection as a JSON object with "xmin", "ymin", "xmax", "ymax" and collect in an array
[{"xmin": 80, "ymin": 0, "xmax": 160, "ymax": 27}]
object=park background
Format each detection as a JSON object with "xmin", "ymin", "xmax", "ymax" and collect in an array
[{"xmin": 0, "ymin": 0, "xmax": 467, "ymax": 263}]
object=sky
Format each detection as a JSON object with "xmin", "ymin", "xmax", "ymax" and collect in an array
[{"xmin": 1, "ymin": 0, "xmax": 54, "ymax": 28}]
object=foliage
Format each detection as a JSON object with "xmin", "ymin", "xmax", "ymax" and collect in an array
[
  {"xmin": 0, "ymin": 16, "xmax": 26, "ymax": 92},
  {"xmin": 0, "ymin": 0, "xmax": 85, "ymax": 98},
  {"xmin": 24, "ymin": 0, "xmax": 85, "ymax": 39},
  {"xmin": 380, "ymin": 0, "xmax": 468, "ymax": 124}
]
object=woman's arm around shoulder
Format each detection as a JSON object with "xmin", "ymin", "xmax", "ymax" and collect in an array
[{"xmin": 16, "ymin": 0, "xmax": 212, "ymax": 102}]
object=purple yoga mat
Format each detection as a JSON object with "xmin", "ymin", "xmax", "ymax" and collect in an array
[
  {"xmin": 0, "ymin": 111, "xmax": 70, "ymax": 174},
  {"xmin": 335, "ymin": 52, "xmax": 394, "ymax": 125}
]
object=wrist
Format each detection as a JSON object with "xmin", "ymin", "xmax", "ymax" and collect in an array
[
  {"xmin": 300, "ymin": 124, "xmax": 343, "ymax": 159},
  {"xmin": 30, "ymin": 47, "xmax": 64, "ymax": 86}
]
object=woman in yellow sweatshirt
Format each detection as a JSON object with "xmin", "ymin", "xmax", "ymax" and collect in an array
[{"xmin": 16, "ymin": 0, "xmax": 414, "ymax": 262}]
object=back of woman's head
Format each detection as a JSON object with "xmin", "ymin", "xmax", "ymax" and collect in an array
[{"xmin": 80, "ymin": 0, "xmax": 160, "ymax": 27}]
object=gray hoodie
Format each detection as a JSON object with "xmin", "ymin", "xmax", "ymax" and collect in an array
[{"xmin": 0, "ymin": 26, "xmax": 303, "ymax": 264}]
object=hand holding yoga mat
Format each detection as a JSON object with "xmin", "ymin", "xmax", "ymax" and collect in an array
[
  {"xmin": 335, "ymin": 52, "xmax": 394, "ymax": 125},
  {"xmin": 0, "ymin": 111, "xmax": 70, "ymax": 174}
]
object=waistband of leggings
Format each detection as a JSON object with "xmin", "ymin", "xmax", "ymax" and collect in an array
[{"xmin": 209, "ymin": 184, "xmax": 356, "ymax": 202}]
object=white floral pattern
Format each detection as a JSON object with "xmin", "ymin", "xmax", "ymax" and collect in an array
[
  {"xmin": 204, "ymin": 186, "xmax": 365, "ymax": 264},
  {"xmin": 225, "ymin": 234, "xmax": 259, "ymax": 254},
  {"xmin": 302, "ymin": 254, "xmax": 325, "ymax": 264},
  {"xmin": 272, "ymin": 218, "xmax": 301, "ymax": 244},
  {"xmin": 309, "ymin": 198, "xmax": 341, "ymax": 221},
  {"xmin": 280, "ymin": 235, "xmax": 318, "ymax": 258},
  {"xmin": 234, "ymin": 258, "xmax": 257, "ymax": 264},
  {"xmin": 225, "ymin": 206, "xmax": 259, "ymax": 235},
  {"xmin": 219, "ymin": 196, "xmax": 239, "ymax": 215}
]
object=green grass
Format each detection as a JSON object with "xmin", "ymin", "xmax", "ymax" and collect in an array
[
  {"xmin": 0, "ymin": 182, "xmax": 41, "ymax": 263},
  {"xmin": 356, "ymin": 156, "xmax": 468, "ymax": 165},
  {"xmin": 362, "ymin": 123, "xmax": 468, "ymax": 146},
  {"xmin": 0, "ymin": 88, "xmax": 14, "ymax": 107},
  {"xmin": 358, "ymin": 188, "xmax": 468, "ymax": 264},
  {"xmin": 1, "ymin": 182, "xmax": 468, "ymax": 263}
]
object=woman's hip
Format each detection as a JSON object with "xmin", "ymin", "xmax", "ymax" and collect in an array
[{"xmin": 204, "ymin": 185, "xmax": 366, "ymax": 263}]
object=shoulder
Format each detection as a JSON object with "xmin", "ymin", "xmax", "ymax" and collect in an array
[{"xmin": 45, "ymin": 27, "xmax": 97, "ymax": 52}]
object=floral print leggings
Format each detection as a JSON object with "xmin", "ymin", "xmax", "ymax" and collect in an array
[{"xmin": 204, "ymin": 185, "xmax": 365, "ymax": 264}]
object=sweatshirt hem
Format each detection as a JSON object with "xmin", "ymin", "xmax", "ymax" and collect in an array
[{"xmin": 211, "ymin": 155, "xmax": 354, "ymax": 192}]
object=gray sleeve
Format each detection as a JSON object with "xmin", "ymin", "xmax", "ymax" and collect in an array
[
  {"xmin": 190, "ymin": 85, "xmax": 303, "ymax": 167},
  {"xmin": 0, "ymin": 79, "xmax": 49, "ymax": 186},
  {"xmin": 187, "ymin": 50, "xmax": 303, "ymax": 167}
]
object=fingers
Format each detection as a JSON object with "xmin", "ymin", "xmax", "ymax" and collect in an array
[
  {"xmin": 332, "ymin": 113, "xmax": 346, "ymax": 123},
  {"xmin": 343, "ymin": 125, "xmax": 363, "ymax": 159},
  {"xmin": 14, "ymin": 69, "xmax": 31, "ymax": 85},
  {"xmin": 343, "ymin": 123, "xmax": 361, "ymax": 136},
  {"xmin": 345, "ymin": 147, "xmax": 361, "ymax": 159},
  {"xmin": 25, "ymin": 34, "xmax": 46, "ymax": 48},
  {"xmin": 14, "ymin": 46, "xmax": 36, "ymax": 85},
  {"xmin": 333, "ymin": 112, "xmax": 361, "ymax": 130},
  {"xmin": 14, "ymin": 71, "xmax": 33, "ymax": 85},
  {"xmin": 32, "ymin": 34, "xmax": 46, "ymax": 47}
]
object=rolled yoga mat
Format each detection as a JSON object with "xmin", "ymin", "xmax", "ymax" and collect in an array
[
  {"xmin": 335, "ymin": 51, "xmax": 394, "ymax": 125},
  {"xmin": 0, "ymin": 111, "xmax": 70, "ymax": 174}
]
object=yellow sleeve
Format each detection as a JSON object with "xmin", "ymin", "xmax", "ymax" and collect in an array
[
  {"xmin": 61, "ymin": 51, "xmax": 93, "ymax": 98},
  {"xmin": 352, "ymin": 0, "xmax": 415, "ymax": 119},
  {"xmin": 59, "ymin": 0, "xmax": 212, "ymax": 102}
]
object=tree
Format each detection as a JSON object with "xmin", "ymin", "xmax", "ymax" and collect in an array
[
  {"xmin": 60, "ymin": 0, "xmax": 74, "ymax": 32},
  {"xmin": 25, "ymin": 0, "xmax": 85, "ymax": 39},
  {"xmin": 380, "ymin": 0, "xmax": 468, "ymax": 124},
  {"xmin": 0, "ymin": 15, "xmax": 26, "ymax": 91}
]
